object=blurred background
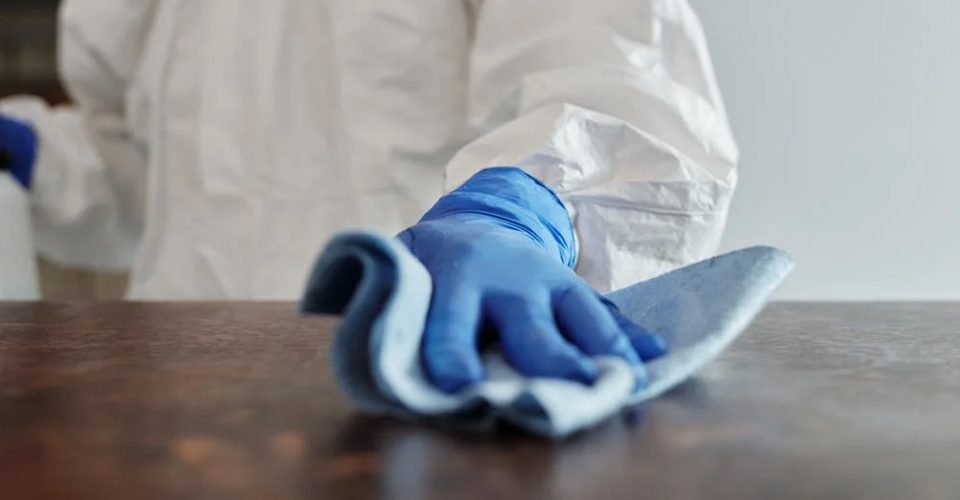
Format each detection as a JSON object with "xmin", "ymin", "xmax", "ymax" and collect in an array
[
  {"xmin": 2, "ymin": 0, "xmax": 958, "ymax": 300},
  {"xmin": 1, "ymin": 0, "xmax": 126, "ymax": 298},
  {"xmin": 0, "ymin": 0, "xmax": 60, "ymax": 101},
  {"xmin": 691, "ymin": 0, "xmax": 960, "ymax": 300}
]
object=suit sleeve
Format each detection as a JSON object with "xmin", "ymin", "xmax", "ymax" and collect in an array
[{"xmin": 447, "ymin": 0, "xmax": 738, "ymax": 291}]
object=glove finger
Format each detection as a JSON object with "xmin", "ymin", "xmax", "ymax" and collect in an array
[
  {"xmin": 422, "ymin": 285, "xmax": 485, "ymax": 393},
  {"xmin": 553, "ymin": 285, "xmax": 647, "ymax": 385},
  {"xmin": 599, "ymin": 296, "xmax": 668, "ymax": 362},
  {"xmin": 485, "ymin": 293, "xmax": 598, "ymax": 385}
]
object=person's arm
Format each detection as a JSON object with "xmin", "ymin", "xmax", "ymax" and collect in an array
[
  {"xmin": 0, "ymin": 0, "xmax": 155, "ymax": 270},
  {"xmin": 449, "ymin": 0, "xmax": 738, "ymax": 292}
]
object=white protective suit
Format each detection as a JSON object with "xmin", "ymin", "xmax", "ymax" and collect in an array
[{"xmin": 0, "ymin": 0, "xmax": 738, "ymax": 299}]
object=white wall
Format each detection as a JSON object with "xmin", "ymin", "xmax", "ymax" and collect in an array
[{"xmin": 690, "ymin": 0, "xmax": 960, "ymax": 300}]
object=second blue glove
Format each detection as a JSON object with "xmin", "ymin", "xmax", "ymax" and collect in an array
[{"xmin": 0, "ymin": 113, "xmax": 37, "ymax": 189}]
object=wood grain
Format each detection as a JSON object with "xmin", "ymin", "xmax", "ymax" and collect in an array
[{"xmin": 1, "ymin": 302, "xmax": 959, "ymax": 500}]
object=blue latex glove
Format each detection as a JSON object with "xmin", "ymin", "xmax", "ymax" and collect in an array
[
  {"xmin": 397, "ymin": 167, "xmax": 667, "ymax": 393},
  {"xmin": 0, "ymin": 113, "xmax": 38, "ymax": 189}
]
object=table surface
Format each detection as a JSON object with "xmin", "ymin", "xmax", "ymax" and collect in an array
[{"xmin": 1, "ymin": 302, "xmax": 958, "ymax": 500}]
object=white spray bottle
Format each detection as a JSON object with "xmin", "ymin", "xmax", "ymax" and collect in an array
[{"xmin": 0, "ymin": 174, "xmax": 39, "ymax": 299}]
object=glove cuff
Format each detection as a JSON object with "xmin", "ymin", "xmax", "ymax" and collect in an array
[
  {"xmin": 0, "ymin": 114, "xmax": 38, "ymax": 190},
  {"xmin": 420, "ymin": 167, "xmax": 577, "ymax": 268}
]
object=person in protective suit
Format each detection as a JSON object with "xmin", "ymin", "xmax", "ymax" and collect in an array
[{"xmin": 1, "ymin": 0, "xmax": 737, "ymax": 391}]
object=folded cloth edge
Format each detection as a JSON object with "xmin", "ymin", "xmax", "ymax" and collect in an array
[{"xmin": 302, "ymin": 230, "xmax": 794, "ymax": 437}]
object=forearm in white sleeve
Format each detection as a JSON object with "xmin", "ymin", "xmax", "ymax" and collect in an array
[
  {"xmin": 0, "ymin": 0, "xmax": 153, "ymax": 270},
  {"xmin": 446, "ymin": 0, "xmax": 739, "ymax": 291}
]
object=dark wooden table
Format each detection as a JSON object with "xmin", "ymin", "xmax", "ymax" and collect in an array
[{"xmin": 1, "ymin": 302, "xmax": 959, "ymax": 499}]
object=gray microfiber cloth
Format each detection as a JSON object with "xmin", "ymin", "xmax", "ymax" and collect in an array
[{"xmin": 301, "ymin": 231, "xmax": 794, "ymax": 438}]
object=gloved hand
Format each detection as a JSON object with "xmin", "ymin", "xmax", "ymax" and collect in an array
[
  {"xmin": 398, "ymin": 167, "xmax": 667, "ymax": 393},
  {"xmin": 0, "ymin": 113, "xmax": 38, "ymax": 189}
]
